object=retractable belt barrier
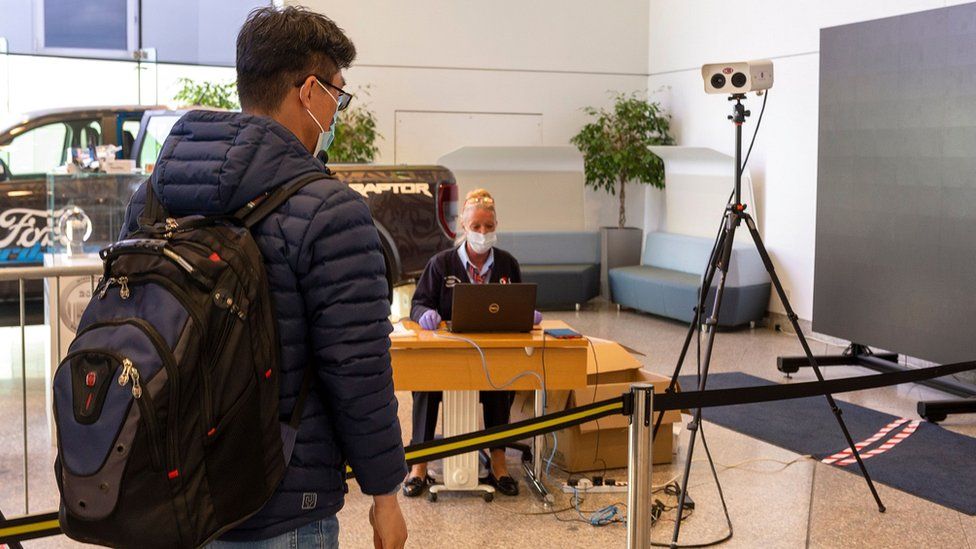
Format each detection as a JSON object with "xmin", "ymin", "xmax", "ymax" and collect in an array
[
  {"xmin": 0, "ymin": 511, "xmax": 59, "ymax": 545},
  {"xmin": 4, "ymin": 359, "xmax": 975, "ymax": 544}
]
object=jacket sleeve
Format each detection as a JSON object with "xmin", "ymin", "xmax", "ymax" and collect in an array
[
  {"xmin": 410, "ymin": 257, "xmax": 443, "ymax": 322},
  {"xmin": 296, "ymin": 187, "xmax": 406, "ymax": 495}
]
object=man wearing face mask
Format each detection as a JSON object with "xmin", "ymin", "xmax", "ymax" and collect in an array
[
  {"xmin": 119, "ymin": 6, "xmax": 407, "ymax": 549},
  {"xmin": 404, "ymin": 189, "xmax": 543, "ymax": 499}
]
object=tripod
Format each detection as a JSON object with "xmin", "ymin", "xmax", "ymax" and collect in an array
[{"xmin": 653, "ymin": 93, "xmax": 886, "ymax": 547}]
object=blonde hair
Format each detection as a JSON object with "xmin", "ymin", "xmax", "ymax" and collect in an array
[{"xmin": 456, "ymin": 189, "xmax": 497, "ymax": 244}]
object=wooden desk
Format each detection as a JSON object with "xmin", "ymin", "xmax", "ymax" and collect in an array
[
  {"xmin": 390, "ymin": 320, "xmax": 589, "ymax": 501},
  {"xmin": 390, "ymin": 320, "xmax": 589, "ymax": 390}
]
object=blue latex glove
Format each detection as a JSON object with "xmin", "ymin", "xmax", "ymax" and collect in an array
[
  {"xmin": 419, "ymin": 309, "xmax": 442, "ymax": 331},
  {"xmin": 534, "ymin": 310, "xmax": 543, "ymax": 325}
]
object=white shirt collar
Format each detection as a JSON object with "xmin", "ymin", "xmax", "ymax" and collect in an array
[{"xmin": 457, "ymin": 242, "xmax": 494, "ymax": 277}]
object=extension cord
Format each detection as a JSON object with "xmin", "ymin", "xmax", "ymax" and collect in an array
[{"xmin": 561, "ymin": 483, "xmax": 628, "ymax": 494}]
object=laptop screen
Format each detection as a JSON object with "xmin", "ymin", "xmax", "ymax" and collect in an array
[{"xmin": 450, "ymin": 283, "xmax": 537, "ymax": 333}]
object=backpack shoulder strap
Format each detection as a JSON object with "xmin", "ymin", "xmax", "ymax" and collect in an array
[
  {"xmin": 236, "ymin": 172, "xmax": 328, "ymax": 229},
  {"xmin": 234, "ymin": 171, "xmax": 333, "ymax": 430},
  {"xmin": 137, "ymin": 179, "xmax": 171, "ymax": 229}
]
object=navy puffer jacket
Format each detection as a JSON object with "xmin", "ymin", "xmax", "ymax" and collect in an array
[{"xmin": 121, "ymin": 110, "xmax": 406, "ymax": 540}]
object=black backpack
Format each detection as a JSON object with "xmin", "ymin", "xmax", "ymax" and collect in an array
[{"xmin": 53, "ymin": 173, "xmax": 323, "ymax": 548}]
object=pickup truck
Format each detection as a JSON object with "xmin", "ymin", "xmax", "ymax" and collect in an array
[{"xmin": 0, "ymin": 106, "xmax": 458, "ymax": 318}]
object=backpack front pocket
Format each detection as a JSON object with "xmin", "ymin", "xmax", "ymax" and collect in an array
[{"xmin": 53, "ymin": 322, "xmax": 173, "ymax": 519}]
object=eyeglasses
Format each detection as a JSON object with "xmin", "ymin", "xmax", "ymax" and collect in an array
[
  {"xmin": 465, "ymin": 196, "xmax": 495, "ymax": 207},
  {"xmin": 296, "ymin": 75, "xmax": 353, "ymax": 112}
]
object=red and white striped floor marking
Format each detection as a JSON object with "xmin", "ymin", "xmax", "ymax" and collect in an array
[
  {"xmin": 833, "ymin": 420, "xmax": 921, "ymax": 466},
  {"xmin": 821, "ymin": 417, "xmax": 910, "ymax": 465}
]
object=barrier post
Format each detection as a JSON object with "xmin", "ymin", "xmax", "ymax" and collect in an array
[{"xmin": 627, "ymin": 384, "xmax": 654, "ymax": 549}]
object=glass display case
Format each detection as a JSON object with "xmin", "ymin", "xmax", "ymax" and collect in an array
[{"xmin": 46, "ymin": 173, "xmax": 144, "ymax": 255}]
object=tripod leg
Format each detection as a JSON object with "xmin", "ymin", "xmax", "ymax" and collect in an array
[
  {"xmin": 741, "ymin": 214, "xmax": 886, "ymax": 513},
  {"xmin": 671, "ymin": 219, "xmax": 738, "ymax": 547},
  {"xmin": 653, "ymin": 211, "xmax": 730, "ymax": 439}
]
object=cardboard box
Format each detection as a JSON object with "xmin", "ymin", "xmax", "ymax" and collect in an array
[{"xmin": 514, "ymin": 360, "xmax": 682, "ymax": 472}]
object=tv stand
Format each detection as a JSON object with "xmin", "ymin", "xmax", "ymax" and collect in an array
[{"xmin": 778, "ymin": 343, "xmax": 976, "ymax": 423}]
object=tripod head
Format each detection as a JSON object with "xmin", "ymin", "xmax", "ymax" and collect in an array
[{"xmin": 727, "ymin": 94, "xmax": 751, "ymax": 125}]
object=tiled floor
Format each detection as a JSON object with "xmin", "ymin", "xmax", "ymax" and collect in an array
[{"xmin": 3, "ymin": 299, "xmax": 976, "ymax": 548}]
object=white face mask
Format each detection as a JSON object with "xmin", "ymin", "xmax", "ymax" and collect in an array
[{"xmin": 466, "ymin": 231, "xmax": 496, "ymax": 254}]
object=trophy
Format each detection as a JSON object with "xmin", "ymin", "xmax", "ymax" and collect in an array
[{"xmin": 58, "ymin": 206, "xmax": 93, "ymax": 257}]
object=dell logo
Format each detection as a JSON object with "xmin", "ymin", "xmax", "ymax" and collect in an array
[{"xmin": 488, "ymin": 303, "xmax": 500, "ymax": 314}]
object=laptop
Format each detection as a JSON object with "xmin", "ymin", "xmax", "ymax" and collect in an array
[{"xmin": 449, "ymin": 283, "xmax": 537, "ymax": 333}]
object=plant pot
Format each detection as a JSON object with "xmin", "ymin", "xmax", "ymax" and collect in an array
[{"xmin": 600, "ymin": 226, "xmax": 643, "ymax": 300}]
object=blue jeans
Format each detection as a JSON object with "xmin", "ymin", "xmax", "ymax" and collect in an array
[{"xmin": 208, "ymin": 516, "xmax": 340, "ymax": 549}]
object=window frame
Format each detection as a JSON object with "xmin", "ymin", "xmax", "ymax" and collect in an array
[
  {"xmin": 32, "ymin": 0, "xmax": 140, "ymax": 61},
  {"xmin": 4, "ymin": 120, "xmax": 70, "ymax": 180},
  {"xmin": 132, "ymin": 110, "xmax": 185, "ymax": 168},
  {"xmin": 4, "ymin": 117, "xmax": 103, "ymax": 180}
]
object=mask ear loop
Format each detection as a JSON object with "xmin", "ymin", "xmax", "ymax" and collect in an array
[{"xmin": 302, "ymin": 80, "xmax": 326, "ymax": 133}]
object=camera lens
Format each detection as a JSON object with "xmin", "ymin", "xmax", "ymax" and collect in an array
[
  {"xmin": 731, "ymin": 72, "xmax": 747, "ymax": 88},
  {"xmin": 710, "ymin": 73, "xmax": 726, "ymax": 89}
]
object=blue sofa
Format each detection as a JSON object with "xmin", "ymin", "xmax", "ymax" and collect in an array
[
  {"xmin": 609, "ymin": 232, "xmax": 770, "ymax": 327},
  {"xmin": 495, "ymin": 232, "xmax": 600, "ymax": 309}
]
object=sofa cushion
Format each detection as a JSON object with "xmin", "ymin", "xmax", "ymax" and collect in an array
[
  {"xmin": 496, "ymin": 232, "xmax": 600, "ymax": 265},
  {"xmin": 522, "ymin": 263, "xmax": 600, "ymax": 308},
  {"xmin": 642, "ymin": 232, "xmax": 770, "ymax": 288},
  {"xmin": 609, "ymin": 266, "xmax": 700, "ymax": 322},
  {"xmin": 642, "ymin": 232, "xmax": 713, "ymax": 274},
  {"xmin": 609, "ymin": 265, "xmax": 770, "ymax": 327},
  {"xmin": 522, "ymin": 264, "xmax": 596, "ymax": 276},
  {"xmin": 610, "ymin": 265, "xmax": 700, "ymax": 289}
]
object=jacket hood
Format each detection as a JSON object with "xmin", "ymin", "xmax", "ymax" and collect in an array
[{"xmin": 149, "ymin": 110, "xmax": 325, "ymax": 216}]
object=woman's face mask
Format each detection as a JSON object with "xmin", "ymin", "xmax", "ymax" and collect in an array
[
  {"xmin": 466, "ymin": 230, "xmax": 497, "ymax": 254},
  {"xmin": 464, "ymin": 207, "xmax": 497, "ymax": 254}
]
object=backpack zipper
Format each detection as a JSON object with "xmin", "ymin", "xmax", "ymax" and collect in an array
[
  {"xmin": 203, "ymin": 289, "xmax": 241, "ymax": 432},
  {"xmin": 117, "ymin": 358, "xmax": 142, "ymax": 398},
  {"xmin": 96, "ymin": 278, "xmax": 114, "ymax": 299},
  {"xmin": 97, "ymin": 276, "xmax": 130, "ymax": 300},
  {"xmin": 58, "ymin": 349, "xmax": 165, "ymax": 470},
  {"xmin": 91, "ymin": 275, "xmax": 205, "ymax": 334},
  {"xmin": 72, "ymin": 318, "xmax": 180, "ymax": 474}
]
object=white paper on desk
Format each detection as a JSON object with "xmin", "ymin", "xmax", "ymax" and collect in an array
[{"xmin": 390, "ymin": 322, "xmax": 415, "ymax": 338}]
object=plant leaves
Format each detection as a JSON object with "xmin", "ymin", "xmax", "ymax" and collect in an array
[{"xmin": 570, "ymin": 91, "xmax": 675, "ymax": 198}]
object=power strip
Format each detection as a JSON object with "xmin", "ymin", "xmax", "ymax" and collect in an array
[{"xmin": 561, "ymin": 483, "xmax": 628, "ymax": 494}]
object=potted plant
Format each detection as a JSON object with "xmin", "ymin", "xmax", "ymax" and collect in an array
[
  {"xmin": 173, "ymin": 80, "xmax": 381, "ymax": 164},
  {"xmin": 174, "ymin": 78, "xmax": 240, "ymax": 110},
  {"xmin": 328, "ymin": 86, "xmax": 381, "ymax": 163},
  {"xmin": 571, "ymin": 91, "xmax": 675, "ymax": 298}
]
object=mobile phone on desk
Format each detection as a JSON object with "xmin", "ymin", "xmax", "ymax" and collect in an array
[{"xmin": 543, "ymin": 328, "xmax": 582, "ymax": 339}]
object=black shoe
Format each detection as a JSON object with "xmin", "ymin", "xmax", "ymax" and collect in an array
[
  {"xmin": 486, "ymin": 473, "xmax": 519, "ymax": 496},
  {"xmin": 403, "ymin": 474, "xmax": 433, "ymax": 498}
]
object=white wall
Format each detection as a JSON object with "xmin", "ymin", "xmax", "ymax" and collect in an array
[
  {"xmin": 0, "ymin": 54, "xmax": 235, "ymax": 120},
  {"xmin": 294, "ymin": 0, "xmax": 651, "ymax": 230},
  {"xmin": 315, "ymin": 0, "xmax": 649, "ymax": 75},
  {"xmin": 3, "ymin": 55, "xmax": 141, "ymax": 115},
  {"xmin": 646, "ymin": 0, "xmax": 972, "ymax": 320}
]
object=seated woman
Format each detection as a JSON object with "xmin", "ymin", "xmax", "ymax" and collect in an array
[{"xmin": 403, "ymin": 188, "xmax": 542, "ymax": 498}]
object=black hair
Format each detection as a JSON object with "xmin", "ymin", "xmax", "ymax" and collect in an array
[{"xmin": 236, "ymin": 6, "xmax": 356, "ymax": 113}]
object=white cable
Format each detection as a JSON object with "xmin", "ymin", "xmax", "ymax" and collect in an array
[{"xmin": 432, "ymin": 331, "xmax": 547, "ymax": 394}]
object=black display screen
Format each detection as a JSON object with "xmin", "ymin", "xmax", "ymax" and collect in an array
[{"xmin": 814, "ymin": 4, "xmax": 976, "ymax": 364}]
